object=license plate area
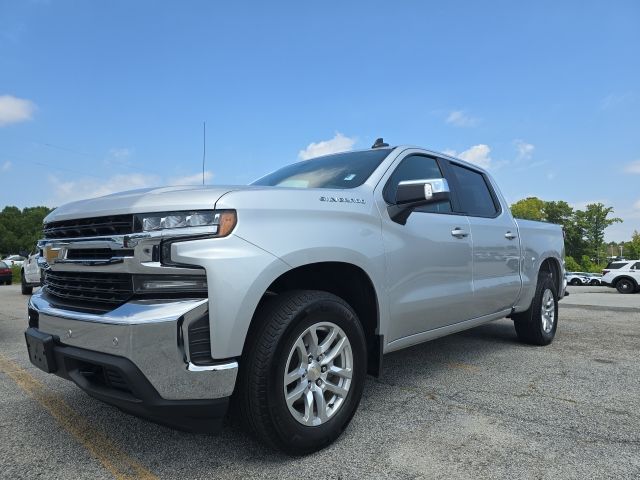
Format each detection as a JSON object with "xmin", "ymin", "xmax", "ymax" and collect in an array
[{"xmin": 25, "ymin": 328, "xmax": 57, "ymax": 373}]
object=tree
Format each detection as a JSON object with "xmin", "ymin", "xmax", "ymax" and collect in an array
[
  {"xmin": 511, "ymin": 197, "xmax": 545, "ymax": 221},
  {"xmin": 0, "ymin": 206, "xmax": 53, "ymax": 256},
  {"xmin": 542, "ymin": 200, "xmax": 573, "ymax": 226},
  {"xmin": 578, "ymin": 203, "xmax": 622, "ymax": 264},
  {"xmin": 624, "ymin": 231, "xmax": 640, "ymax": 259}
]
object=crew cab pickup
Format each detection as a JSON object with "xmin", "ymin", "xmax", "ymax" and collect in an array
[{"xmin": 25, "ymin": 142, "xmax": 566, "ymax": 454}]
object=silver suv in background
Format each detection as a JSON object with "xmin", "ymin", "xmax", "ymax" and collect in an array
[{"xmin": 25, "ymin": 142, "xmax": 566, "ymax": 454}]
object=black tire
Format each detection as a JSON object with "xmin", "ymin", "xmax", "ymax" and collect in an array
[
  {"xmin": 589, "ymin": 280, "xmax": 600, "ymax": 286},
  {"xmin": 570, "ymin": 278, "xmax": 581, "ymax": 286},
  {"xmin": 21, "ymin": 272, "xmax": 33, "ymax": 295},
  {"xmin": 512, "ymin": 272, "xmax": 558, "ymax": 346},
  {"xmin": 6, "ymin": 279, "xmax": 11, "ymax": 285},
  {"xmin": 236, "ymin": 290, "xmax": 367, "ymax": 455},
  {"xmin": 616, "ymin": 278, "xmax": 636, "ymax": 294}
]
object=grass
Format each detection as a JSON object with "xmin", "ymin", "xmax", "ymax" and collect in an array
[{"xmin": 11, "ymin": 265, "xmax": 21, "ymax": 284}]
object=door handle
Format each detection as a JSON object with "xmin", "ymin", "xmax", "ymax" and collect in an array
[
  {"xmin": 451, "ymin": 228, "xmax": 469, "ymax": 238},
  {"xmin": 505, "ymin": 231, "xmax": 517, "ymax": 240}
]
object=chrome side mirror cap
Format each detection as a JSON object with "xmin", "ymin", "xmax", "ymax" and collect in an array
[
  {"xmin": 389, "ymin": 178, "xmax": 451, "ymax": 225},
  {"xmin": 395, "ymin": 178, "xmax": 450, "ymax": 204}
]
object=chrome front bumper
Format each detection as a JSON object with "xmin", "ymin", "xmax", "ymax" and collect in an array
[{"xmin": 29, "ymin": 292, "xmax": 238, "ymax": 401}]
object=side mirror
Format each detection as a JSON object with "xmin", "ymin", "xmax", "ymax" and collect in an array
[{"xmin": 388, "ymin": 178, "xmax": 451, "ymax": 224}]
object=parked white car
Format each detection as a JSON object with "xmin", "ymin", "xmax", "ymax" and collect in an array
[
  {"xmin": 602, "ymin": 260, "xmax": 640, "ymax": 294},
  {"xmin": 2, "ymin": 255, "xmax": 26, "ymax": 267},
  {"xmin": 565, "ymin": 272, "xmax": 589, "ymax": 286},
  {"xmin": 21, "ymin": 252, "xmax": 41, "ymax": 295},
  {"xmin": 576, "ymin": 272, "xmax": 603, "ymax": 285}
]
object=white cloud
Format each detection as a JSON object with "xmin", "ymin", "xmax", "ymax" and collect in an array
[
  {"xmin": 445, "ymin": 110, "xmax": 479, "ymax": 127},
  {"xmin": 169, "ymin": 171, "xmax": 214, "ymax": 185},
  {"xmin": 1, "ymin": 161, "xmax": 12, "ymax": 172},
  {"xmin": 0, "ymin": 95, "xmax": 36, "ymax": 126},
  {"xmin": 514, "ymin": 140, "xmax": 535, "ymax": 161},
  {"xmin": 444, "ymin": 144, "xmax": 492, "ymax": 169},
  {"xmin": 48, "ymin": 173, "xmax": 159, "ymax": 204},
  {"xmin": 109, "ymin": 147, "xmax": 133, "ymax": 160},
  {"xmin": 298, "ymin": 133, "xmax": 356, "ymax": 160},
  {"xmin": 634, "ymin": 199, "xmax": 640, "ymax": 210},
  {"xmin": 624, "ymin": 160, "xmax": 640, "ymax": 174},
  {"xmin": 601, "ymin": 92, "xmax": 637, "ymax": 110}
]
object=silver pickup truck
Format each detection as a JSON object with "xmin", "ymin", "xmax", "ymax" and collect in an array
[{"xmin": 25, "ymin": 142, "xmax": 565, "ymax": 454}]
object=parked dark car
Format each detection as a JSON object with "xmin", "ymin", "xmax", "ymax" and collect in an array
[{"xmin": 0, "ymin": 261, "xmax": 12, "ymax": 285}]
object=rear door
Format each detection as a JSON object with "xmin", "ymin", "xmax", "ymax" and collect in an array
[
  {"xmin": 377, "ymin": 152, "xmax": 475, "ymax": 342},
  {"xmin": 447, "ymin": 162, "xmax": 522, "ymax": 316}
]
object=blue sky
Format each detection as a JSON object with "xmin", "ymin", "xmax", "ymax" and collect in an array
[{"xmin": 1, "ymin": 0, "xmax": 638, "ymax": 241}]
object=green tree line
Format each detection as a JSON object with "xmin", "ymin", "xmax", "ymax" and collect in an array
[
  {"xmin": 510, "ymin": 197, "xmax": 628, "ymax": 272},
  {"xmin": 0, "ymin": 206, "xmax": 53, "ymax": 256}
]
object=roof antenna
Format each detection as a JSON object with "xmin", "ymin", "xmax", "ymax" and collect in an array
[
  {"xmin": 371, "ymin": 137, "xmax": 389, "ymax": 149},
  {"xmin": 202, "ymin": 121, "xmax": 206, "ymax": 185}
]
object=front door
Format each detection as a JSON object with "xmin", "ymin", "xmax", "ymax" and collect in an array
[{"xmin": 377, "ymin": 153, "xmax": 475, "ymax": 342}]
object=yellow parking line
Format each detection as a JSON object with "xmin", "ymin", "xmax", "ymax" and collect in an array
[{"xmin": 0, "ymin": 354, "xmax": 158, "ymax": 480}]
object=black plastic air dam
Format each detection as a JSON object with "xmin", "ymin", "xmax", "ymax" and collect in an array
[{"xmin": 25, "ymin": 328, "xmax": 229, "ymax": 433}]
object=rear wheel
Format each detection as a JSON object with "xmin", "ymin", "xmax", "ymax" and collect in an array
[
  {"xmin": 570, "ymin": 278, "xmax": 581, "ymax": 286},
  {"xmin": 513, "ymin": 272, "xmax": 558, "ymax": 346},
  {"xmin": 589, "ymin": 279, "xmax": 600, "ymax": 286},
  {"xmin": 616, "ymin": 278, "xmax": 636, "ymax": 294},
  {"xmin": 237, "ymin": 290, "xmax": 367, "ymax": 455},
  {"xmin": 21, "ymin": 272, "xmax": 33, "ymax": 295}
]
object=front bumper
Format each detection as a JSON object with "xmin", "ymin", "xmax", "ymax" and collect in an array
[
  {"xmin": 28, "ymin": 291, "xmax": 238, "ymax": 406},
  {"xmin": 25, "ymin": 327, "xmax": 229, "ymax": 432}
]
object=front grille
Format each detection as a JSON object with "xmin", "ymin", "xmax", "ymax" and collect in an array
[
  {"xmin": 43, "ymin": 214, "xmax": 134, "ymax": 239},
  {"xmin": 44, "ymin": 271, "xmax": 133, "ymax": 313},
  {"xmin": 66, "ymin": 248, "xmax": 135, "ymax": 260}
]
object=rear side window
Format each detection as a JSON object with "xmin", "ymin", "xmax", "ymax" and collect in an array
[
  {"xmin": 383, "ymin": 155, "xmax": 452, "ymax": 213},
  {"xmin": 633, "ymin": 262, "xmax": 640, "ymax": 269},
  {"xmin": 606, "ymin": 262, "xmax": 627, "ymax": 269},
  {"xmin": 449, "ymin": 163, "xmax": 499, "ymax": 217}
]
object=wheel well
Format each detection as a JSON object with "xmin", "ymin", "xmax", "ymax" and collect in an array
[
  {"xmin": 247, "ymin": 262, "xmax": 382, "ymax": 376},
  {"xmin": 540, "ymin": 257, "xmax": 562, "ymax": 293},
  {"xmin": 615, "ymin": 276, "xmax": 638, "ymax": 287}
]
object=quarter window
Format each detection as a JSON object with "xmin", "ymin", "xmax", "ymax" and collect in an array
[
  {"xmin": 383, "ymin": 155, "xmax": 451, "ymax": 213},
  {"xmin": 449, "ymin": 164, "xmax": 499, "ymax": 217}
]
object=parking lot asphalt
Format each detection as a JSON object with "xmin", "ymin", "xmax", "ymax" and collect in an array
[
  {"xmin": 1, "ymin": 284, "xmax": 639, "ymax": 480},
  {"xmin": 562, "ymin": 285, "xmax": 640, "ymax": 311}
]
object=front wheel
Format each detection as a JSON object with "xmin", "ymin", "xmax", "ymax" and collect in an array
[
  {"xmin": 512, "ymin": 272, "xmax": 558, "ymax": 346},
  {"xmin": 237, "ymin": 290, "xmax": 367, "ymax": 455},
  {"xmin": 589, "ymin": 279, "xmax": 600, "ymax": 286},
  {"xmin": 616, "ymin": 278, "xmax": 636, "ymax": 294},
  {"xmin": 570, "ymin": 278, "xmax": 581, "ymax": 286}
]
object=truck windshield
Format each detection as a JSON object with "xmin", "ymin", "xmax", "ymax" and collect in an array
[{"xmin": 252, "ymin": 148, "xmax": 393, "ymax": 189}]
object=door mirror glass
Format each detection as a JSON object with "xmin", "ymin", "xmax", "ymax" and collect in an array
[{"xmin": 395, "ymin": 178, "xmax": 450, "ymax": 205}]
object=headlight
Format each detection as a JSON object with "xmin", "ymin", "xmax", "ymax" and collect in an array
[{"xmin": 135, "ymin": 210, "xmax": 236, "ymax": 237}]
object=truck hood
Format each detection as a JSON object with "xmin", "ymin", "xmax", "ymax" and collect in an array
[{"xmin": 45, "ymin": 185, "xmax": 248, "ymax": 223}]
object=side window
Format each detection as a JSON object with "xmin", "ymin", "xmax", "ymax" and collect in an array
[
  {"xmin": 633, "ymin": 262, "xmax": 640, "ymax": 270},
  {"xmin": 383, "ymin": 155, "xmax": 452, "ymax": 213},
  {"xmin": 449, "ymin": 163, "xmax": 499, "ymax": 217}
]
